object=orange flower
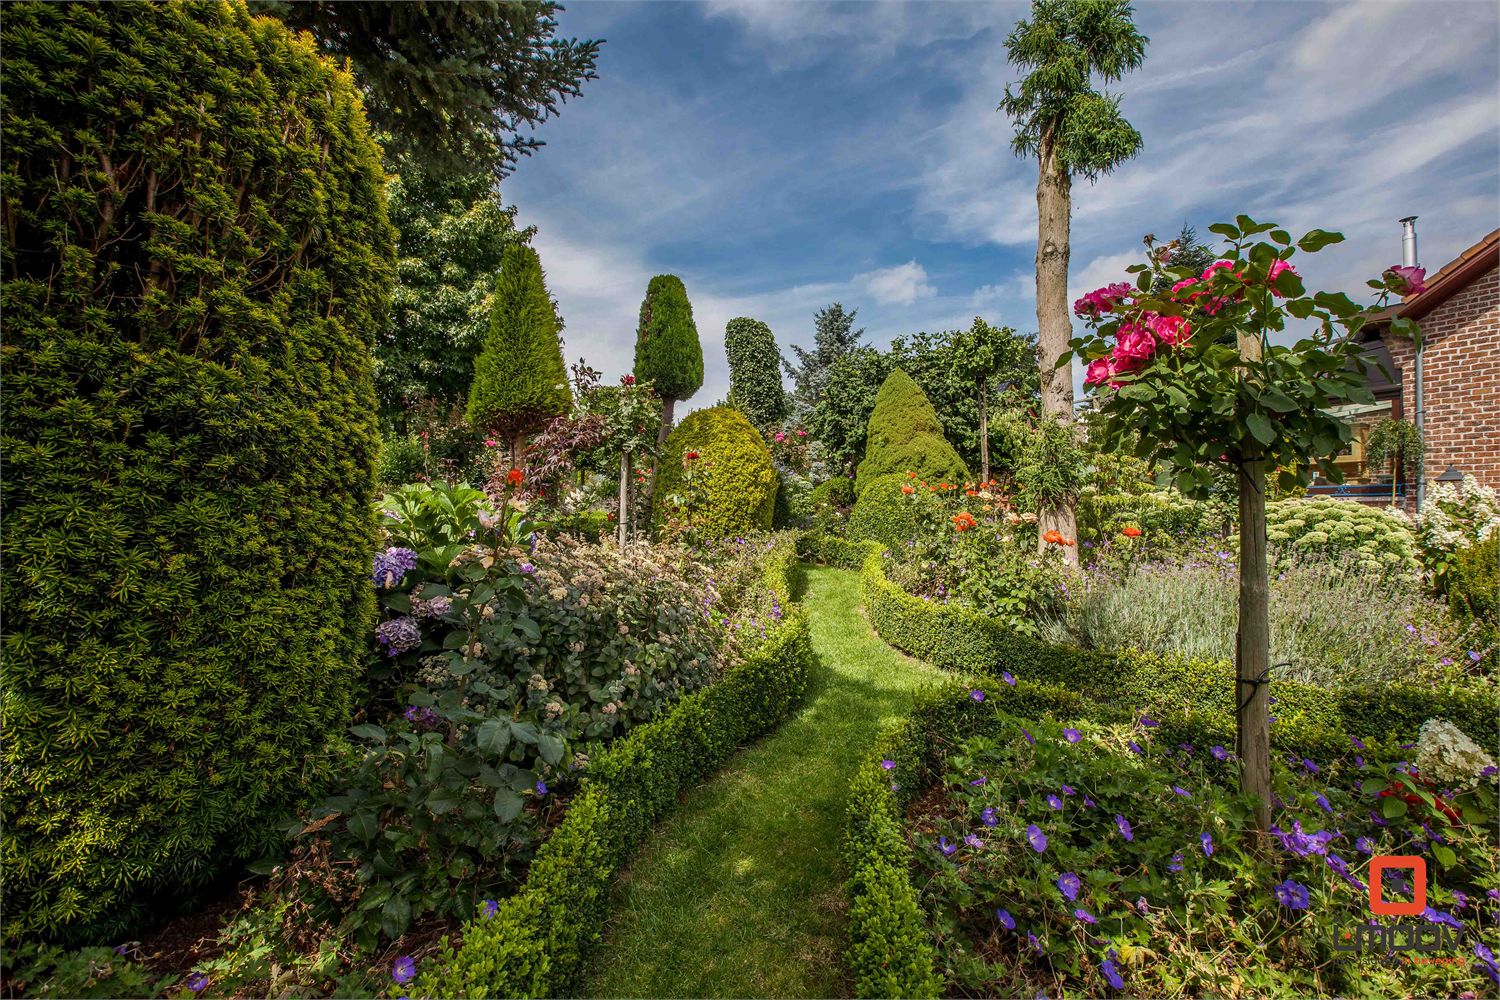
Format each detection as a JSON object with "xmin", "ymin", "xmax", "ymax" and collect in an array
[
  {"xmin": 901, "ymin": 484, "xmax": 915, "ymax": 494},
  {"xmin": 908, "ymin": 471, "xmax": 918, "ymax": 479},
  {"xmin": 938, "ymin": 482, "xmax": 951, "ymax": 490},
  {"xmin": 951, "ymin": 512, "xmax": 978, "ymax": 532},
  {"xmin": 1122, "ymin": 525, "xmax": 1142, "ymax": 538},
  {"xmin": 506, "ymin": 468, "xmax": 523, "ymax": 487},
  {"xmin": 965, "ymin": 489, "xmax": 978, "ymax": 497},
  {"xmin": 1042, "ymin": 529, "xmax": 1063, "ymax": 545}
]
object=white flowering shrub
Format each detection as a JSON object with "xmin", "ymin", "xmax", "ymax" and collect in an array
[
  {"xmin": 1415, "ymin": 718, "xmax": 1498, "ymax": 788},
  {"xmin": 1408, "ymin": 474, "xmax": 1500, "ymax": 581},
  {"xmin": 1261, "ymin": 496, "xmax": 1419, "ymax": 576}
]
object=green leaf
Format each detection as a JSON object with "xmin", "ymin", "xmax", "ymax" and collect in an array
[
  {"xmin": 476, "ymin": 718, "xmax": 511, "ymax": 756},
  {"xmin": 349, "ymin": 723, "xmax": 386, "ymax": 744},
  {"xmin": 1245, "ymin": 412, "xmax": 1274, "ymax": 446},
  {"xmin": 537, "ymin": 732, "xmax": 565, "ymax": 767},
  {"xmin": 1259, "ymin": 387, "xmax": 1297, "ymax": 413},
  {"xmin": 1296, "ymin": 229, "xmax": 1344, "ymax": 253},
  {"xmin": 1117, "ymin": 383, "xmax": 1156, "ymax": 402},
  {"xmin": 1380, "ymin": 796, "xmax": 1408, "ymax": 819},
  {"xmin": 1208, "ymin": 222, "xmax": 1240, "ymax": 240},
  {"xmin": 1285, "ymin": 298, "xmax": 1316, "ymax": 319},
  {"xmin": 381, "ymin": 893, "xmax": 412, "ymax": 939},
  {"xmin": 1432, "ymin": 844, "xmax": 1456, "ymax": 868},
  {"xmin": 1270, "ymin": 229, "xmax": 1291, "ymax": 246},
  {"xmin": 493, "ymin": 788, "xmax": 524, "ymax": 823},
  {"xmin": 347, "ymin": 809, "xmax": 378, "ymax": 842}
]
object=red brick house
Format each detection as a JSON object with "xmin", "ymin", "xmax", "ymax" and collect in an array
[{"xmin": 1313, "ymin": 227, "xmax": 1500, "ymax": 507}]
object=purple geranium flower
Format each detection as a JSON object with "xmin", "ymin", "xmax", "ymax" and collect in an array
[
  {"xmin": 996, "ymin": 908, "xmax": 1015, "ymax": 930},
  {"xmin": 186, "ymin": 974, "xmax": 209, "ymax": 994},
  {"xmin": 1355, "ymin": 836, "xmax": 1375, "ymax": 855},
  {"xmin": 970, "ymin": 689, "xmax": 985, "ymax": 702},
  {"xmin": 981, "ymin": 807, "xmax": 998, "ymax": 827},
  {"xmin": 1315, "ymin": 794, "xmax": 1333, "ymax": 814},
  {"xmin": 1135, "ymin": 896, "xmax": 1150, "ymax": 915},
  {"xmin": 1101, "ymin": 958, "xmax": 1125, "ymax": 990},
  {"xmin": 1302, "ymin": 758, "xmax": 1320, "ymax": 774},
  {"xmin": 1047, "ymin": 794, "xmax": 1063, "ymax": 810},
  {"xmin": 970, "ymin": 776, "xmax": 987, "ymax": 786},
  {"xmin": 1116, "ymin": 815, "xmax": 1133, "ymax": 841},
  {"xmin": 1026, "ymin": 824, "xmax": 1048, "ymax": 853},
  {"xmin": 881, "ymin": 759, "xmax": 896, "ymax": 771},
  {"xmin": 1167, "ymin": 852, "xmax": 1184, "ymax": 873},
  {"xmin": 1083, "ymin": 794, "xmax": 1096, "ymax": 809},
  {"xmin": 1028, "ymin": 932, "xmax": 1042, "ymax": 954},
  {"xmin": 1022, "ymin": 727, "xmax": 1035, "ymax": 745},
  {"xmin": 1127, "ymin": 740, "xmax": 1143, "ymax": 755},
  {"xmin": 483, "ymin": 898, "xmax": 499, "ymax": 917},
  {"xmin": 1422, "ymin": 906, "xmax": 1462, "ymax": 930},
  {"xmin": 1350, "ymin": 735, "xmax": 1366, "ymax": 750},
  {"xmin": 1274, "ymin": 879, "xmax": 1310, "ymax": 910},
  {"xmin": 535, "ymin": 779, "xmax": 548, "ymax": 796},
  {"xmin": 1074, "ymin": 908, "xmax": 1097, "ymax": 924},
  {"xmin": 1200, "ymin": 832, "xmax": 1214, "ymax": 857},
  {"xmin": 939, "ymin": 836, "xmax": 957, "ymax": 856},
  {"xmin": 1211, "ymin": 745, "xmax": 1230, "ymax": 761},
  {"xmin": 1172, "ymin": 785, "xmax": 1191, "ymax": 797},
  {"xmin": 1002, "ymin": 670, "xmax": 1016, "ymax": 686},
  {"xmin": 393, "ymin": 956, "xmax": 417, "ymax": 984},
  {"xmin": 1063, "ymin": 728, "xmax": 1082, "ymax": 743},
  {"xmin": 1057, "ymin": 872, "xmax": 1081, "ymax": 901},
  {"xmin": 1326, "ymin": 854, "xmax": 1365, "ymax": 890},
  {"xmin": 1061, "ymin": 784, "xmax": 1075, "ymax": 796},
  {"xmin": 1139, "ymin": 715, "xmax": 1159, "ymax": 728}
]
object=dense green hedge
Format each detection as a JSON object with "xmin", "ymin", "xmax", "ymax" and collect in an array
[
  {"xmin": 847, "ymin": 474, "xmax": 945, "ymax": 551},
  {"xmin": 1, "ymin": 1, "xmax": 393, "ymax": 942},
  {"xmin": 855, "ymin": 369, "xmax": 969, "ymax": 496},
  {"xmin": 652, "ymin": 406, "xmax": 777, "ymax": 538},
  {"xmin": 418, "ymin": 544, "xmax": 813, "ymax": 997}
]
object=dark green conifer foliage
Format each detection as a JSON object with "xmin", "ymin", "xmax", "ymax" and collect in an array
[
  {"xmin": 855, "ymin": 369, "xmax": 971, "ymax": 495},
  {"xmin": 724, "ymin": 317, "xmax": 787, "ymax": 429},
  {"xmin": 633, "ymin": 275, "xmax": 704, "ymax": 444},
  {"xmin": 1, "ymin": 1, "xmax": 395, "ymax": 942},
  {"xmin": 466, "ymin": 243, "xmax": 571, "ymax": 460}
]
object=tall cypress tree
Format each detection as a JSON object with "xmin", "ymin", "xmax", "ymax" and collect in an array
[
  {"xmin": 466, "ymin": 243, "xmax": 571, "ymax": 466},
  {"xmin": 633, "ymin": 274, "xmax": 703, "ymax": 446},
  {"xmin": 724, "ymin": 317, "xmax": 787, "ymax": 429}
]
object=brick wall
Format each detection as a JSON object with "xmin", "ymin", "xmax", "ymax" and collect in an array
[{"xmin": 1382, "ymin": 260, "xmax": 1500, "ymax": 505}]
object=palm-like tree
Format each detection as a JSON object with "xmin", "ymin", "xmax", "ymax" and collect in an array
[{"xmin": 1001, "ymin": 0, "xmax": 1148, "ymax": 557}]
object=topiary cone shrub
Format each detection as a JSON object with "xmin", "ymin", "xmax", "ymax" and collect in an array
[
  {"xmin": 651, "ymin": 407, "xmax": 777, "ymax": 540},
  {"xmin": 1, "ymin": 1, "xmax": 394, "ymax": 943},
  {"xmin": 855, "ymin": 368, "xmax": 970, "ymax": 495}
]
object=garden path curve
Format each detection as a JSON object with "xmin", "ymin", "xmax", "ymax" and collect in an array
[{"xmin": 582, "ymin": 566, "xmax": 939, "ymax": 998}]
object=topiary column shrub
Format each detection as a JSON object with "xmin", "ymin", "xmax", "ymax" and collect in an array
[
  {"xmin": 633, "ymin": 275, "xmax": 704, "ymax": 446},
  {"xmin": 855, "ymin": 369, "xmax": 971, "ymax": 495},
  {"xmin": 724, "ymin": 317, "xmax": 787, "ymax": 429},
  {"xmin": 651, "ymin": 407, "xmax": 777, "ymax": 540},
  {"xmin": 466, "ymin": 242, "xmax": 571, "ymax": 467},
  {"xmin": 1, "ymin": 1, "xmax": 395, "ymax": 943}
]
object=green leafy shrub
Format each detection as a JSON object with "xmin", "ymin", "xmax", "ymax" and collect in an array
[
  {"xmin": 1, "ymin": 0, "xmax": 393, "ymax": 942},
  {"xmin": 848, "ymin": 474, "xmax": 945, "ymax": 551},
  {"xmin": 652, "ymin": 406, "xmax": 777, "ymax": 539},
  {"xmin": 634, "ymin": 275, "xmax": 704, "ymax": 436},
  {"xmin": 772, "ymin": 468, "xmax": 813, "ymax": 529},
  {"xmin": 414, "ymin": 547, "xmax": 813, "ymax": 998},
  {"xmin": 855, "ymin": 369, "xmax": 970, "ymax": 495},
  {"xmin": 1447, "ymin": 533, "xmax": 1498, "ymax": 654},
  {"xmin": 808, "ymin": 476, "xmax": 856, "ymax": 534},
  {"xmin": 1077, "ymin": 488, "xmax": 1229, "ymax": 546},
  {"xmin": 724, "ymin": 317, "xmax": 788, "ymax": 428},
  {"xmin": 1260, "ymin": 497, "xmax": 1418, "ymax": 576}
]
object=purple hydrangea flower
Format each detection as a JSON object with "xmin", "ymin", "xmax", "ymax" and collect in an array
[
  {"xmin": 1047, "ymin": 794, "xmax": 1063, "ymax": 810},
  {"xmin": 1274, "ymin": 879, "xmax": 1310, "ymax": 910},
  {"xmin": 1116, "ymin": 815, "xmax": 1133, "ymax": 841},
  {"xmin": 1002, "ymin": 671, "xmax": 1016, "ymax": 686},
  {"xmin": 373, "ymin": 547, "xmax": 419, "ymax": 588},
  {"xmin": 1101, "ymin": 958, "xmax": 1124, "ymax": 990},
  {"xmin": 1057, "ymin": 872, "xmax": 1081, "ymax": 901},
  {"xmin": 519, "ymin": 562, "xmax": 537, "ymax": 574},
  {"xmin": 392, "ymin": 956, "xmax": 417, "ymax": 984},
  {"xmin": 981, "ymin": 807, "xmax": 998, "ymax": 827},
  {"xmin": 1026, "ymin": 824, "xmax": 1047, "ymax": 853},
  {"xmin": 996, "ymin": 908, "xmax": 1015, "ymax": 930},
  {"xmin": 1063, "ymin": 728, "xmax": 1082, "ymax": 744},
  {"xmin": 375, "ymin": 616, "xmax": 422, "ymax": 656},
  {"xmin": 1074, "ymin": 908, "xmax": 1097, "ymax": 924},
  {"xmin": 1200, "ymin": 832, "xmax": 1214, "ymax": 857}
]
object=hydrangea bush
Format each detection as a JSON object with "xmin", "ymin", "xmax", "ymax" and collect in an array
[{"xmin": 911, "ymin": 706, "xmax": 1500, "ymax": 997}]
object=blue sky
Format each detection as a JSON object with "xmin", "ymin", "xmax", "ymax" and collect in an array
[{"xmin": 503, "ymin": 0, "xmax": 1500, "ymax": 409}]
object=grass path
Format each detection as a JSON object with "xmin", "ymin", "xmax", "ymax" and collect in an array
[{"xmin": 582, "ymin": 566, "xmax": 938, "ymax": 999}]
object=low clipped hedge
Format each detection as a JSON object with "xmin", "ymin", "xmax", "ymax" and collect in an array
[
  {"xmin": 847, "ymin": 473, "xmax": 944, "ymax": 551},
  {"xmin": 418, "ymin": 543, "xmax": 812, "ymax": 998}
]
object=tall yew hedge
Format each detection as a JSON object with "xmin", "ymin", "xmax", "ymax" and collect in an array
[{"xmin": 1, "ymin": 0, "xmax": 395, "ymax": 942}]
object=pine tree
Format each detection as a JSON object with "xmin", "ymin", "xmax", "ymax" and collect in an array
[
  {"xmin": 633, "ymin": 275, "xmax": 704, "ymax": 447},
  {"xmin": 466, "ymin": 244, "xmax": 571, "ymax": 466},
  {"xmin": 784, "ymin": 302, "xmax": 865, "ymax": 410},
  {"xmin": 252, "ymin": 0, "xmax": 601, "ymax": 180},
  {"xmin": 725, "ymin": 317, "xmax": 788, "ymax": 429},
  {"xmin": 1150, "ymin": 223, "xmax": 1217, "ymax": 293}
]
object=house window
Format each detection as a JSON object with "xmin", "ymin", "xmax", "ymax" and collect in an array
[{"xmin": 1322, "ymin": 402, "xmax": 1394, "ymax": 484}]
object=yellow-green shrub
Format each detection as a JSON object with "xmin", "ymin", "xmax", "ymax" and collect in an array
[
  {"xmin": 652, "ymin": 406, "xmax": 777, "ymax": 539},
  {"xmin": 855, "ymin": 369, "xmax": 969, "ymax": 495}
]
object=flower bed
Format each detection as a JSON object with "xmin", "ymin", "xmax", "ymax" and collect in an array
[{"xmin": 413, "ymin": 537, "xmax": 814, "ymax": 997}]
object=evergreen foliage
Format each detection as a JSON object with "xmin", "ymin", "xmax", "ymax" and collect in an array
[
  {"xmin": 466, "ymin": 243, "xmax": 571, "ymax": 445},
  {"xmin": 724, "ymin": 318, "xmax": 788, "ymax": 429},
  {"xmin": 376, "ymin": 160, "xmax": 529, "ymax": 428},
  {"xmin": 634, "ymin": 275, "xmax": 704, "ymax": 404},
  {"xmin": 855, "ymin": 370, "xmax": 971, "ymax": 495},
  {"xmin": 809, "ymin": 346, "xmax": 891, "ymax": 474},
  {"xmin": 848, "ymin": 474, "xmax": 944, "ymax": 551},
  {"xmin": 252, "ymin": 0, "xmax": 601, "ymax": 180},
  {"xmin": 1150, "ymin": 224, "xmax": 1217, "ymax": 293},
  {"xmin": 1, "ymin": 0, "xmax": 394, "ymax": 942},
  {"xmin": 652, "ymin": 408, "xmax": 777, "ymax": 539},
  {"xmin": 785, "ymin": 303, "xmax": 866, "ymax": 410}
]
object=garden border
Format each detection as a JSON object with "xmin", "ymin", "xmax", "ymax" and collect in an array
[
  {"xmin": 420, "ymin": 542, "xmax": 814, "ymax": 998},
  {"xmin": 796, "ymin": 534, "xmax": 1500, "ymax": 998}
]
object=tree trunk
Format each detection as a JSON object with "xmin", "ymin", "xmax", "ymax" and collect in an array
[
  {"xmin": 509, "ymin": 433, "xmax": 525, "ymax": 475},
  {"xmin": 645, "ymin": 395, "xmax": 676, "ymax": 520},
  {"xmin": 1236, "ymin": 455, "xmax": 1273, "ymax": 834},
  {"xmin": 1034, "ymin": 134, "xmax": 1078, "ymax": 564},
  {"xmin": 617, "ymin": 450, "xmax": 631, "ymax": 548},
  {"xmin": 978, "ymin": 376, "xmax": 990, "ymax": 484}
]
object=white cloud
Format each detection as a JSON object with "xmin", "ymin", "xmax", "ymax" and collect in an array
[{"xmin": 858, "ymin": 260, "xmax": 937, "ymax": 306}]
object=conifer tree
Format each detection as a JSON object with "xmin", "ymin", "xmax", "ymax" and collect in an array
[
  {"xmin": 784, "ymin": 302, "xmax": 865, "ymax": 410},
  {"xmin": 633, "ymin": 274, "xmax": 704, "ymax": 446},
  {"xmin": 725, "ymin": 317, "xmax": 788, "ymax": 429},
  {"xmin": 466, "ymin": 243, "xmax": 571, "ymax": 466}
]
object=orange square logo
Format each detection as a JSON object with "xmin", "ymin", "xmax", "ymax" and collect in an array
[{"xmin": 1368, "ymin": 855, "xmax": 1426, "ymax": 916}]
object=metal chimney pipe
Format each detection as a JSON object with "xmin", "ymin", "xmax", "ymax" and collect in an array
[{"xmin": 1400, "ymin": 216, "xmax": 1420, "ymax": 269}]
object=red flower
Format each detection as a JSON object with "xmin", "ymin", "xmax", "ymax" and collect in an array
[
  {"xmin": 684, "ymin": 450, "xmax": 700, "ymax": 461},
  {"xmin": 901, "ymin": 484, "xmax": 915, "ymax": 494},
  {"xmin": 623, "ymin": 374, "xmax": 636, "ymax": 386},
  {"xmin": 951, "ymin": 512, "xmax": 978, "ymax": 532},
  {"xmin": 1122, "ymin": 525, "xmax": 1142, "ymax": 538},
  {"xmin": 506, "ymin": 468, "xmax": 523, "ymax": 487}
]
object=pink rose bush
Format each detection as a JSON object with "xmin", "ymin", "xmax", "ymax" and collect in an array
[{"xmin": 1073, "ymin": 281, "xmax": 1133, "ymax": 318}]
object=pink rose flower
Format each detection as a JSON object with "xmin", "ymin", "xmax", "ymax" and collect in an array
[
  {"xmin": 1073, "ymin": 282, "xmax": 1134, "ymax": 318},
  {"xmin": 1201, "ymin": 259, "xmax": 1240, "ymax": 281},
  {"xmin": 1266, "ymin": 259, "xmax": 1298, "ymax": 296},
  {"xmin": 1150, "ymin": 313, "xmax": 1192, "ymax": 347},
  {"xmin": 1170, "ymin": 277, "xmax": 1199, "ymax": 297},
  {"xmin": 1083, "ymin": 356, "xmax": 1117, "ymax": 386},
  {"xmin": 774, "ymin": 432, "xmax": 786, "ymax": 442},
  {"xmin": 1112, "ymin": 321, "xmax": 1158, "ymax": 364},
  {"xmin": 1386, "ymin": 265, "xmax": 1426, "ymax": 296}
]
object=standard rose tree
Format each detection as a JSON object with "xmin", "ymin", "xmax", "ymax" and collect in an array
[{"xmin": 1063, "ymin": 216, "xmax": 1423, "ymax": 831}]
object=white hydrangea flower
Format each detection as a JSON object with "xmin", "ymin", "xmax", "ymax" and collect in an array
[{"xmin": 1415, "ymin": 718, "xmax": 1497, "ymax": 788}]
